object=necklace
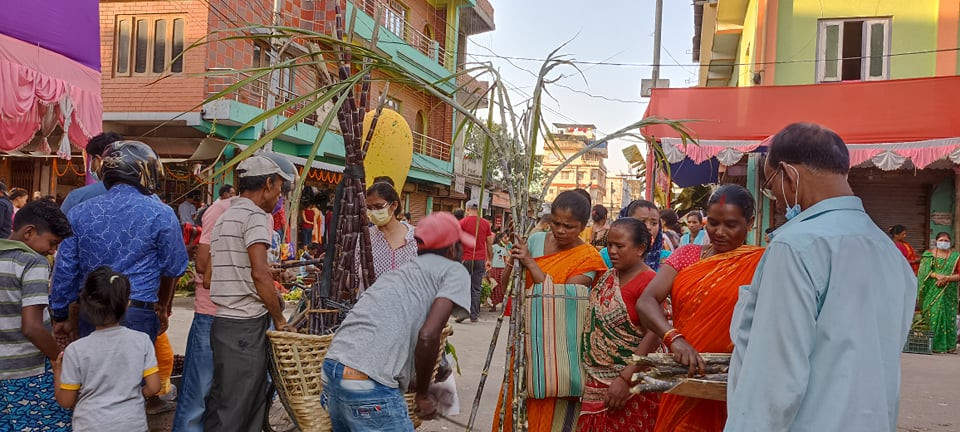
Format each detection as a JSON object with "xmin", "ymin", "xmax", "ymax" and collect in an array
[{"xmin": 700, "ymin": 244, "xmax": 716, "ymax": 260}]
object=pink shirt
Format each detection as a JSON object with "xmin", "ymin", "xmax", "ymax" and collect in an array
[{"xmin": 194, "ymin": 197, "xmax": 236, "ymax": 315}]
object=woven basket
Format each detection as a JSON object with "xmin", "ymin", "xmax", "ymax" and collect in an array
[
  {"xmin": 267, "ymin": 331, "xmax": 334, "ymax": 432},
  {"xmin": 268, "ymin": 325, "xmax": 454, "ymax": 431}
]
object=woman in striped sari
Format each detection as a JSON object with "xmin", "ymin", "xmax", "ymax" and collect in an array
[
  {"xmin": 635, "ymin": 185, "xmax": 764, "ymax": 432},
  {"xmin": 492, "ymin": 189, "xmax": 607, "ymax": 432}
]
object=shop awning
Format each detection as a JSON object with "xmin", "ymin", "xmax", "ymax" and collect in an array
[
  {"xmin": 642, "ymin": 76, "xmax": 960, "ymax": 171},
  {"xmin": 0, "ymin": 0, "xmax": 102, "ymax": 155}
]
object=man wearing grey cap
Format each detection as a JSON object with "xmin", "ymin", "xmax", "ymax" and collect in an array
[
  {"xmin": 204, "ymin": 154, "xmax": 297, "ymax": 432},
  {"xmin": 458, "ymin": 199, "xmax": 494, "ymax": 322}
]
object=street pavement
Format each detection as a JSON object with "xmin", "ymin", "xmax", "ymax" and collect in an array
[{"xmin": 165, "ymin": 296, "xmax": 958, "ymax": 431}]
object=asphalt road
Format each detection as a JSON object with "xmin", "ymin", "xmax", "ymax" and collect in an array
[{"xmin": 165, "ymin": 296, "xmax": 958, "ymax": 432}]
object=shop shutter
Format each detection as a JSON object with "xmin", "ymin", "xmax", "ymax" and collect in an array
[
  {"xmin": 408, "ymin": 192, "xmax": 427, "ymax": 224},
  {"xmin": 850, "ymin": 172, "xmax": 943, "ymax": 252}
]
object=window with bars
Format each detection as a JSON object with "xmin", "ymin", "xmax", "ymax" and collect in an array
[
  {"xmin": 382, "ymin": 0, "xmax": 408, "ymax": 39},
  {"xmin": 817, "ymin": 18, "xmax": 890, "ymax": 82},
  {"xmin": 115, "ymin": 15, "xmax": 185, "ymax": 76}
]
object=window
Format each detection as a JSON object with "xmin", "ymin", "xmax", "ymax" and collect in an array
[
  {"xmin": 560, "ymin": 171, "xmax": 571, "ymax": 180},
  {"xmin": 115, "ymin": 15, "xmax": 185, "ymax": 76},
  {"xmin": 817, "ymin": 18, "xmax": 890, "ymax": 82},
  {"xmin": 383, "ymin": 0, "xmax": 407, "ymax": 39},
  {"xmin": 591, "ymin": 169, "xmax": 598, "ymax": 181},
  {"xmin": 384, "ymin": 96, "xmax": 401, "ymax": 112}
]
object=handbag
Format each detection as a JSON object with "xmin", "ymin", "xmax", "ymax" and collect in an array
[{"xmin": 523, "ymin": 275, "xmax": 590, "ymax": 399}]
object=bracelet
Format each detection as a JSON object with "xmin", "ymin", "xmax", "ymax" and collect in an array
[
  {"xmin": 662, "ymin": 328, "xmax": 680, "ymax": 341},
  {"xmin": 664, "ymin": 331, "xmax": 685, "ymax": 348}
]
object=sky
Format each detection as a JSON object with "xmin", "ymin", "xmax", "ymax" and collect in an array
[{"xmin": 467, "ymin": 0, "xmax": 696, "ymax": 176}]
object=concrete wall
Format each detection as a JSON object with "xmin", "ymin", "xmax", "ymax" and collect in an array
[{"xmin": 774, "ymin": 0, "xmax": 941, "ymax": 85}]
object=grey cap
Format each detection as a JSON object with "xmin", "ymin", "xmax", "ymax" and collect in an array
[
  {"xmin": 237, "ymin": 155, "xmax": 295, "ymax": 182},
  {"xmin": 466, "ymin": 199, "xmax": 479, "ymax": 209}
]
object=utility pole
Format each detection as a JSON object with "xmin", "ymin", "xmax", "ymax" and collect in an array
[
  {"xmin": 645, "ymin": 0, "xmax": 664, "ymax": 201},
  {"xmin": 263, "ymin": 0, "xmax": 283, "ymax": 152}
]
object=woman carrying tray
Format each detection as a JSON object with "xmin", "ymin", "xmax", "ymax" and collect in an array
[
  {"xmin": 634, "ymin": 185, "xmax": 764, "ymax": 432},
  {"xmin": 579, "ymin": 218, "xmax": 662, "ymax": 432}
]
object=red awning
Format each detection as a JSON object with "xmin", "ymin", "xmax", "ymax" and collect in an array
[{"xmin": 642, "ymin": 76, "xmax": 960, "ymax": 169}]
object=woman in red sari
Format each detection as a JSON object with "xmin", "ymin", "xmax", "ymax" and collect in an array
[
  {"xmin": 889, "ymin": 224, "xmax": 920, "ymax": 274},
  {"xmin": 635, "ymin": 185, "xmax": 764, "ymax": 432},
  {"xmin": 579, "ymin": 218, "xmax": 662, "ymax": 432}
]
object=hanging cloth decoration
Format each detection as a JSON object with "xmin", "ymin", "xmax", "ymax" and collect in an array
[{"xmin": 57, "ymin": 96, "xmax": 74, "ymax": 160}]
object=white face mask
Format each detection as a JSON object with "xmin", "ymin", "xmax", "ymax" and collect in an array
[
  {"xmin": 367, "ymin": 208, "xmax": 393, "ymax": 227},
  {"xmin": 937, "ymin": 240, "xmax": 951, "ymax": 250}
]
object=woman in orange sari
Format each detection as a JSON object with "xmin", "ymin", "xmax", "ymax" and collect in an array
[
  {"xmin": 635, "ymin": 185, "xmax": 764, "ymax": 432},
  {"xmin": 493, "ymin": 189, "xmax": 608, "ymax": 432}
]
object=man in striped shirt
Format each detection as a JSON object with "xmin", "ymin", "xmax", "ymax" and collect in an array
[
  {"xmin": 0, "ymin": 200, "xmax": 74, "ymax": 430},
  {"xmin": 204, "ymin": 154, "xmax": 297, "ymax": 432}
]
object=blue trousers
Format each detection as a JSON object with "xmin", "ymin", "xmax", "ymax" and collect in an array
[
  {"xmin": 79, "ymin": 305, "xmax": 159, "ymax": 342},
  {"xmin": 171, "ymin": 313, "xmax": 214, "ymax": 432},
  {"xmin": 321, "ymin": 359, "xmax": 414, "ymax": 432}
]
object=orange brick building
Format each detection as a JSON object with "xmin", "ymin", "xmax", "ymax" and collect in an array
[{"xmin": 89, "ymin": 0, "xmax": 493, "ymax": 218}]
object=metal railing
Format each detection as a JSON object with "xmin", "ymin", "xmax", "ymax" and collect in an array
[
  {"xmin": 412, "ymin": 130, "xmax": 451, "ymax": 161},
  {"xmin": 206, "ymin": 68, "xmax": 319, "ymax": 126},
  {"xmin": 351, "ymin": 0, "xmax": 445, "ymax": 66}
]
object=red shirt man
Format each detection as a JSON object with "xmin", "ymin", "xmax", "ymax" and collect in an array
[{"xmin": 458, "ymin": 200, "xmax": 494, "ymax": 322}]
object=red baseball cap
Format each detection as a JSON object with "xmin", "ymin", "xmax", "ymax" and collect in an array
[{"xmin": 415, "ymin": 212, "xmax": 476, "ymax": 251}]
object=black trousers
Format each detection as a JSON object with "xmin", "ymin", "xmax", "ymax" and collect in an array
[
  {"xmin": 463, "ymin": 260, "xmax": 486, "ymax": 320},
  {"xmin": 204, "ymin": 314, "xmax": 271, "ymax": 432}
]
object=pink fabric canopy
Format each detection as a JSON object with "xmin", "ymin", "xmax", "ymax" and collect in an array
[
  {"xmin": 0, "ymin": 26, "xmax": 102, "ymax": 155},
  {"xmin": 642, "ymin": 76, "xmax": 960, "ymax": 170}
]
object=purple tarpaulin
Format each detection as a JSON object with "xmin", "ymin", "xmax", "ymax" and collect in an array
[{"xmin": 0, "ymin": 0, "xmax": 100, "ymax": 70}]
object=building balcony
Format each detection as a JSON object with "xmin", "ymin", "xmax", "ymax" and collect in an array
[
  {"xmin": 205, "ymin": 68, "xmax": 321, "ymax": 127},
  {"xmin": 460, "ymin": 0, "xmax": 495, "ymax": 36},
  {"xmin": 413, "ymin": 130, "xmax": 451, "ymax": 161}
]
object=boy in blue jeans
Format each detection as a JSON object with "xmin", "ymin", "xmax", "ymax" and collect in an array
[
  {"xmin": 0, "ymin": 200, "xmax": 74, "ymax": 430},
  {"xmin": 322, "ymin": 212, "xmax": 473, "ymax": 431}
]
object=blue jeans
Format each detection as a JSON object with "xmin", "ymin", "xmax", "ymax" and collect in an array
[
  {"xmin": 321, "ymin": 359, "xmax": 414, "ymax": 432},
  {"xmin": 172, "ymin": 313, "xmax": 214, "ymax": 432},
  {"xmin": 79, "ymin": 305, "xmax": 159, "ymax": 342}
]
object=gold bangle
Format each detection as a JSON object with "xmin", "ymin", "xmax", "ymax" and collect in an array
[{"xmin": 662, "ymin": 328, "xmax": 680, "ymax": 341}]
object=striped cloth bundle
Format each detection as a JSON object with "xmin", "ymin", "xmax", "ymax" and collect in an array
[{"xmin": 523, "ymin": 276, "xmax": 591, "ymax": 399}]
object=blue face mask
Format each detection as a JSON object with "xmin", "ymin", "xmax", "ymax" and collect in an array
[{"xmin": 781, "ymin": 164, "xmax": 802, "ymax": 221}]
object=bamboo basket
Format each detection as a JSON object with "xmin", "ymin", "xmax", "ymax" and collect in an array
[{"xmin": 267, "ymin": 325, "xmax": 454, "ymax": 431}]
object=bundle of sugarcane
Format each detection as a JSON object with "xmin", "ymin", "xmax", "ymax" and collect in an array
[
  {"xmin": 629, "ymin": 353, "xmax": 730, "ymax": 401},
  {"xmin": 309, "ymin": 4, "xmax": 378, "ymax": 335}
]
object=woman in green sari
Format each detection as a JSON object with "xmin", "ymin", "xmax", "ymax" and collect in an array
[{"xmin": 918, "ymin": 232, "xmax": 960, "ymax": 353}]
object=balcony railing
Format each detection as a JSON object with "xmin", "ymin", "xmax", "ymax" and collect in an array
[
  {"xmin": 351, "ymin": 0, "xmax": 446, "ymax": 67},
  {"xmin": 206, "ymin": 68, "xmax": 320, "ymax": 126},
  {"xmin": 412, "ymin": 130, "xmax": 451, "ymax": 161}
]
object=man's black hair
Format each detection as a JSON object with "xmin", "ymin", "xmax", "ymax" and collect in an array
[
  {"xmin": 306, "ymin": 242, "xmax": 321, "ymax": 251},
  {"xmin": 13, "ymin": 200, "xmax": 72, "ymax": 238},
  {"xmin": 765, "ymin": 227, "xmax": 776, "ymax": 235},
  {"xmin": 237, "ymin": 174, "xmax": 279, "ymax": 194},
  {"xmin": 86, "ymin": 132, "xmax": 124, "ymax": 158},
  {"xmin": 218, "ymin": 184, "xmax": 234, "ymax": 198},
  {"xmin": 768, "ymin": 122, "xmax": 850, "ymax": 175},
  {"xmin": 453, "ymin": 209, "xmax": 465, "ymax": 220}
]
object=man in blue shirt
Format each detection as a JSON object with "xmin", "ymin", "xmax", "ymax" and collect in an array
[
  {"xmin": 725, "ymin": 123, "xmax": 916, "ymax": 431},
  {"xmin": 60, "ymin": 132, "xmax": 124, "ymax": 216},
  {"xmin": 51, "ymin": 141, "xmax": 188, "ymax": 342},
  {"xmin": 679, "ymin": 211, "xmax": 709, "ymax": 245}
]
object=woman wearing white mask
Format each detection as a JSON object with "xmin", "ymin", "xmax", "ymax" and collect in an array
[
  {"xmin": 917, "ymin": 232, "xmax": 960, "ymax": 353},
  {"xmin": 363, "ymin": 181, "xmax": 418, "ymax": 280}
]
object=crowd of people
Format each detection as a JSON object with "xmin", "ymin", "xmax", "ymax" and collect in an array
[{"xmin": 0, "ymin": 121, "xmax": 939, "ymax": 432}]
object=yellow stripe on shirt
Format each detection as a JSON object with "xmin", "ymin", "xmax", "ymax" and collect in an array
[
  {"xmin": 143, "ymin": 366, "xmax": 159, "ymax": 377},
  {"xmin": 60, "ymin": 383, "xmax": 81, "ymax": 390}
]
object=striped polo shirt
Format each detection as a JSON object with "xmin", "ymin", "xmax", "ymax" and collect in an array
[
  {"xmin": 209, "ymin": 197, "xmax": 273, "ymax": 319},
  {"xmin": 0, "ymin": 241, "xmax": 51, "ymax": 380}
]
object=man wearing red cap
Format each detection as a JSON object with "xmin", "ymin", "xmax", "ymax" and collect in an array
[{"xmin": 322, "ymin": 212, "xmax": 473, "ymax": 431}]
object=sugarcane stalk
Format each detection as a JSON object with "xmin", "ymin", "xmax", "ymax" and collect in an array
[{"xmin": 632, "ymin": 353, "xmax": 732, "ymax": 367}]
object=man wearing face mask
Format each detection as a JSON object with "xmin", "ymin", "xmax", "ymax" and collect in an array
[
  {"xmin": 725, "ymin": 123, "xmax": 917, "ymax": 432},
  {"xmin": 358, "ymin": 181, "xmax": 418, "ymax": 292},
  {"xmin": 458, "ymin": 199, "xmax": 494, "ymax": 323}
]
